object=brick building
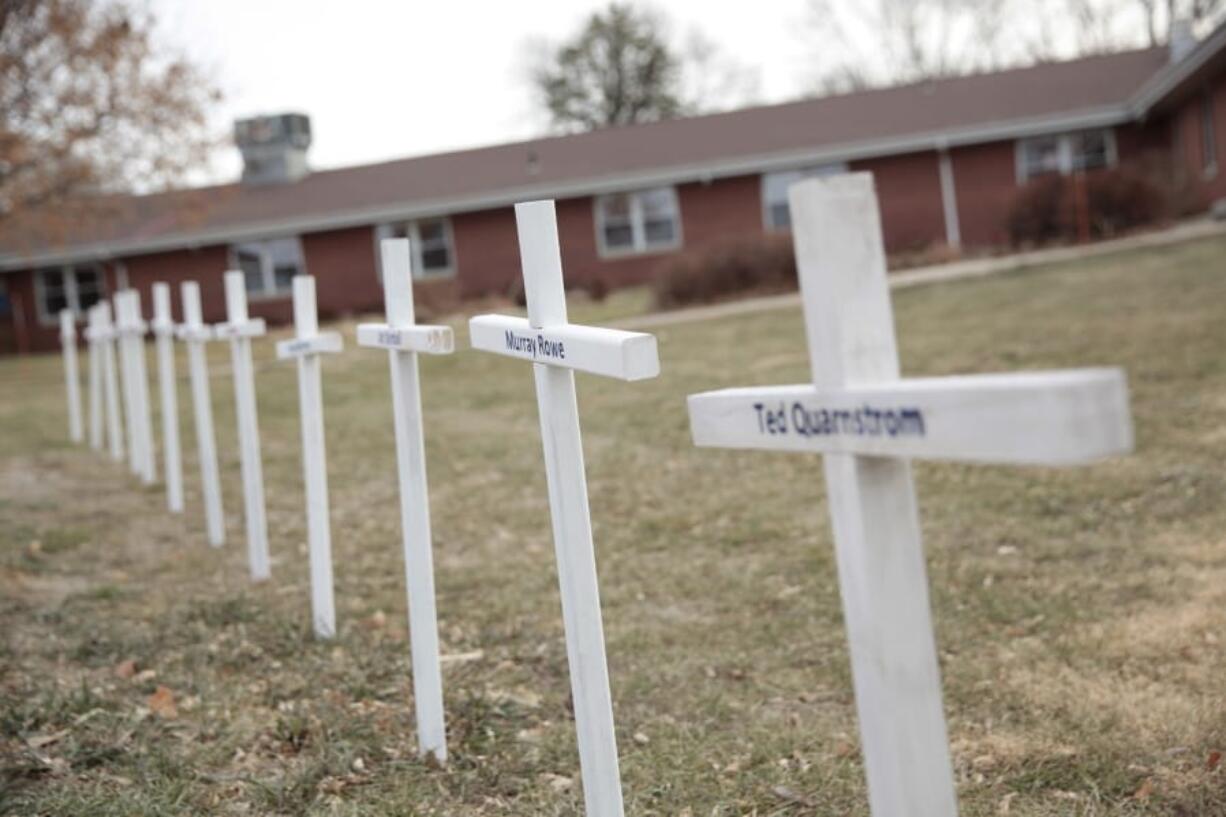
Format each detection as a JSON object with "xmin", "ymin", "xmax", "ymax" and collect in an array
[{"xmin": 2, "ymin": 22, "xmax": 1225, "ymax": 355}]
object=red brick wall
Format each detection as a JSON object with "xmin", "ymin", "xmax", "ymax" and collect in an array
[
  {"xmin": 949, "ymin": 142, "xmax": 1017, "ymax": 248},
  {"xmin": 301, "ymin": 226, "xmax": 382, "ymax": 320},
  {"xmin": 850, "ymin": 152, "xmax": 946, "ymax": 253},
  {"xmin": 122, "ymin": 246, "xmax": 230, "ymax": 325}
]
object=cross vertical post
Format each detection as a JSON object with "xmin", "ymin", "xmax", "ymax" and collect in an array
[
  {"xmin": 216, "ymin": 271, "xmax": 271, "ymax": 582},
  {"xmin": 277, "ymin": 275, "xmax": 343, "ymax": 638},
  {"xmin": 92, "ymin": 301, "xmax": 125, "ymax": 463},
  {"xmin": 355, "ymin": 238, "xmax": 453, "ymax": 762},
  {"xmin": 115, "ymin": 290, "xmax": 156, "ymax": 484},
  {"xmin": 469, "ymin": 200, "xmax": 660, "ymax": 817},
  {"xmin": 178, "ymin": 281, "xmax": 225, "ymax": 547},
  {"xmin": 59, "ymin": 309, "xmax": 83, "ymax": 443},
  {"xmin": 686, "ymin": 173, "xmax": 1133, "ymax": 816},
  {"xmin": 151, "ymin": 283, "xmax": 184, "ymax": 514},
  {"xmin": 85, "ymin": 306, "xmax": 104, "ymax": 451},
  {"xmin": 792, "ymin": 175, "xmax": 955, "ymax": 816}
]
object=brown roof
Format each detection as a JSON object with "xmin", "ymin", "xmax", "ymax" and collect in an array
[{"xmin": 0, "ymin": 47, "xmax": 1174, "ymax": 267}]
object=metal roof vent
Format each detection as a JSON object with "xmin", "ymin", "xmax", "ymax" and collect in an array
[
  {"xmin": 235, "ymin": 113, "xmax": 312, "ymax": 185},
  {"xmin": 1170, "ymin": 18, "xmax": 1197, "ymax": 63}
]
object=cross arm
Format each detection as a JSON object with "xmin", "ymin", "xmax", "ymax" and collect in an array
[
  {"xmin": 276, "ymin": 332, "xmax": 344, "ymax": 360},
  {"xmin": 356, "ymin": 323, "xmax": 454, "ymax": 354},
  {"xmin": 214, "ymin": 318, "xmax": 267, "ymax": 340},
  {"xmin": 688, "ymin": 368, "xmax": 1133, "ymax": 466},
  {"xmin": 468, "ymin": 314, "xmax": 659, "ymax": 381}
]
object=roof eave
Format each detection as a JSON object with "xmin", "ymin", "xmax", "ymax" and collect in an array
[{"xmin": 0, "ymin": 104, "xmax": 1135, "ymax": 272}]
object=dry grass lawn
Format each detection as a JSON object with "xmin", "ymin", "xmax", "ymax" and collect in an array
[{"xmin": 1, "ymin": 234, "xmax": 1225, "ymax": 815}]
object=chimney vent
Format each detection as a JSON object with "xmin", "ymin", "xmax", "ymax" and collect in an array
[
  {"xmin": 235, "ymin": 113, "xmax": 312, "ymax": 185},
  {"xmin": 1170, "ymin": 18, "xmax": 1196, "ymax": 63}
]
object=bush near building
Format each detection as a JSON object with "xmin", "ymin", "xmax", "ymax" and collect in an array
[{"xmin": 1006, "ymin": 168, "xmax": 1170, "ymax": 246}]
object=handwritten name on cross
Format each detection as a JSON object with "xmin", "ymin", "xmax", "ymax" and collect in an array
[
  {"xmin": 276, "ymin": 275, "xmax": 343, "ymax": 639},
  {"xmin": 59, "ymin": 310, "xmax": 83, "ymax": 444},
  {"xmin": 114, "ymin": 290, "xmax": 156, "ymax": 485},
  {"xmin": 150, "ymin": 284, "xmax": 184, "ymax": 514},
  {"xmin": 177, "ymin": 282, "xmax": 226, "ymax": 547},
  {"xmin": 469, "ymin": 200, "xmax": 660, "ymax": 817},
  {"xmin": 355, "ymin": 238, "xmax": 454, "ymax": 763},
  {"xmin": 86, "ymin": 303, "xmax": 124, "ymax": 462},
  {"xmin": 687, "ymin": 174, "xmax": 1133, "ymax": 817},
  {"xmin": 216, "ymin": 272, "xmax": 272, "ymax": 582}
]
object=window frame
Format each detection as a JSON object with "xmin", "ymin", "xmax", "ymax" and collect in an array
[
  {"xmin": 1015, "ymin": 128, "xmax": 1118, "ymax": 184},
  {"xmin": 761, "ymin": 163, "xmax": 849, "ymax": 231},
  {"xmin": 373, "ymin": 217, "xmax": 458, "ymax": 282},
  {"xmin": 228, "ymin": 236, "xmax": 307, "ymax": 300},
  {"xmin": 33, "ymin": 264, "xmax": 107, "ymax": 326},
  {"xmin": 594, "ymin": 186, "xmax": 683, "ymax": 258}
]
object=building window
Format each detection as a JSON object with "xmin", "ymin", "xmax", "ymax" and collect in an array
[
  {"xmin": 0, "ymin": 278, "xmax": 10, "ymax": 318},
  {"xmin": 1017, "ymin": 129, "xmax": 1116, "ymax": 182},
  {"xmin": 595, "ymin": 187, "xmax": 682, "ymax": 256},
  {"xmin": 762, "ymin": 164, "xmax": 849, "ymax": 230},
  {"xmin": 34, "ymin": 264, "xmax": 105, "ymax": 324},
  {"xmin": 1202, "ymin": 92, "xmax": 1218, "ymax": 175},
  {"xmin": 375, "ymin": 218, "xmax": 456, "ymax": 280},
  {"xmin": 231, "ymin": 236, "xmax": 305, "ymax": 297}
]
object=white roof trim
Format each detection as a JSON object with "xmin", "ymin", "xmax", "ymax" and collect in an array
[{"xmin": 1131, "ymin": 21, "xmax": 1226, "ymax": 116}]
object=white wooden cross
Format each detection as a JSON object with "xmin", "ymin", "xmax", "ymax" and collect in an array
[
  {"xmin": 355, "ymin": 238, "xmax": 452, "ymax": 763},
  {"xmin": 686, "ymin": 173, "xmax": 1134, "ymax": 817},
  {"xmin": 114, "ymin": 289, "xmax": 156, "ymax": 485},
  {"xmin": 86, "ymin": 302, "xmax": 124, "ymax": 463},
  {"xmin": 469, "ymin": 200, "xmax": 660, "ymax": 817},
  {"xmin": 215, "ymin": 271, "xmax": 271, "ymax": 582},
  {"xmin": 85, "ymin": 305, "xmax": 105, "ymax": 452},
  {"xmin": 151, "ymin": 283, "xmax": 184, "ymax": 514},
  {"xmin": 276, "ymin": 275, "xmax": 343, "ymax": 639},
  {"xmin": 177, "ymin": 281, "xmax": 225, "ymax": 547},
  {"xmin": 58, "ymin": 310, "xmax": 83, "ymax": 444}
]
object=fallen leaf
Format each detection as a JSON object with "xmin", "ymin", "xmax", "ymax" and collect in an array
[
  {"xmin": 440, "ymin": 650, "xmax": 484, "ymax": 666},
  {"xmin": 147, "ymin": 685, "xmax": 177, "ymax": 719},
  {"xmin": 997, "ymin": 792, "xmax": 1017, "ymax": 815},
  {"xmin": 772, "ymin": 785, "xmax": 816, "ymax": 807},
  {"xmin": 114, "ymin": 659, "xmax": 138, "ymax": 679},
  {"xmin": 364, "ymin": 611, "xmax": 386, "ymax": 630},
  {"xmin": 1134, "ymin": 778, "xmax": 1154, "ymax": 801},
  {"xmin": 1208, "ymin": 751, "xmax": 1222, "ymax": 771}
]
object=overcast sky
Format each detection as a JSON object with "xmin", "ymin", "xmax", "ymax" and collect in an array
[{"xmin": 151, "ymin": 1, "xmax": 818, "ymax": 181}]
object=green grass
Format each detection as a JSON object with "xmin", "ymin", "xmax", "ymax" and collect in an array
[{"xmin": 2, "ymin": 235, "xmax": 1225, "ymax": 815}]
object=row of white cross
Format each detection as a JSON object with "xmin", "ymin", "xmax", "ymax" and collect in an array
[{"xmin": 55, "ymin": 175, "xmax": 1134, "ymax": 817}]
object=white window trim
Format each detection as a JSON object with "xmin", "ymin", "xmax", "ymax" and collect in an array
[
  {"xmin": 228, "ymin": 236, "xmax": 306, "ymax": 301},
  {"xmin": 1015, "ymin": 129, "xmax": 1118, "ymax": 184},
  {"xmin": 594, "ymin": 187, "xmax": 683, "ymax": 258},
  {"xmin": 373, "ymin": 218, "xmax": 457, "ymax": 282},
  {"xmin": 761, "ymin": 164, "xmax": 849, "ymax": 231},
  {"xmin": 33, "ymin": 264, "xmax": 106, "ymax": 327}
]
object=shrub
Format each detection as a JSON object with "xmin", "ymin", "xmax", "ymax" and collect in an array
[
  {"xmin": 652, "ymin": 234, "xmax": 797, "ymax": 310},
  {"xmin": 1006, "ymin": 168, "xmax": 1168, "ymax": 247}
]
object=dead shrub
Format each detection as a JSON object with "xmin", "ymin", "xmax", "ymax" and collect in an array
[
  {"xmin": 1007, "ymin": 169, "xmax": 1169, "ymax": 247},
  {"xmin": 652, "ymin": 234, "xmax": 797, "ymax": 310}
]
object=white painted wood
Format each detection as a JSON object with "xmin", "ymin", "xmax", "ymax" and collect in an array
[
  {"xmin": 281, "ymin": 275, "xmax": 340, "ymax": 639},
  {"xmin": 219, "ymin": 271, "xmax": 271, "ymax": 582},
  {"xmin": 86, "ymin": 306, "xmax": 104, "ymax": 451},
  {"xmin": 468, "ymin": 315, "xmax": 658, "ymax": 381},
  {"xmin": 114, "ymin": 290, "xmax": 156, "ymax": 484},
  {"xmin": 688, "ymin": 369, "xmax": 1132, "ymax": 464},
  {"xmin": 353, "ymin": 237, "xmax": 449, "ymax": 763},
  {"xmin": 93, "ymin": 302, "xmax": 125, "ymax": 463},
  {"xmin": 684, "ymin": 172, "xmax": 1134, "ymax": 817},
  {"xmin": 938, "ymin": 148, "xmax": 962, "ymax": 250},
  {"xmin": 355, "ymin": 323, "xmax": 452, "ymax": 354},
  {"xmin": 468, "ymin": 200, "xmax": 661, "ymax": 817},
  {"xmin": 178, "ymin": 282, "xmax": 225, "ymax": 547},
  {"xmin": 59, "ymin": 310, "xmax": 83, "ymax": 443},
  {"xmin": 152, "ymin": 283, "xmax": 184, "ymax": 514},
  {"xmin": 113, "ymin": 293, "xmax": 142, "ymax": 477}
]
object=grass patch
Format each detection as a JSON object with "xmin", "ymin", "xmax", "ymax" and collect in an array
[{"xmin": 0, "ymin": 235, "xmax": 1224, "ymax": 814}]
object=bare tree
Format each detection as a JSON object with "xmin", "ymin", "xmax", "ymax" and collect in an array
[
  {"xmin": 0, "ymin": 0, "xmax": 221, "ymax": 229},
  {"xmin": 528, "ymin": 3, "xmax": 759, "ymax": 133}
]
